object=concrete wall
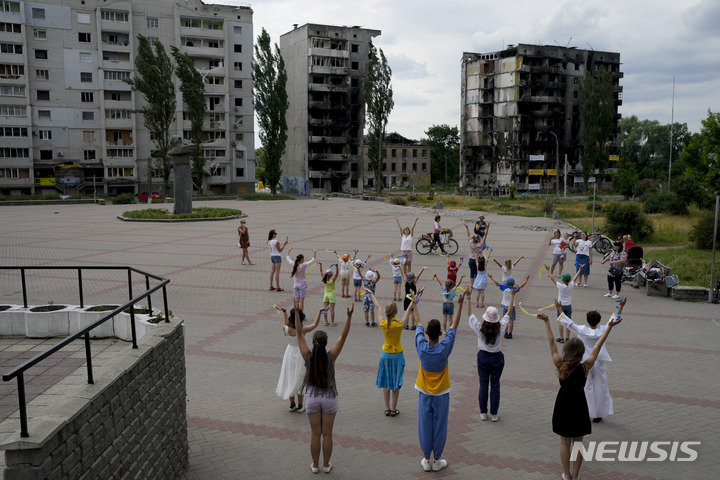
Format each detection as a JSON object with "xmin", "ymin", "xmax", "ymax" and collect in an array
[{"xmin": 0, "ymin": 320, "xmax": 188, "ymax": 480}]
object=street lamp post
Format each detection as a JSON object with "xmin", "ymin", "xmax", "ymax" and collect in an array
[{"xmin": 549, "ymin": 131, "xmax": 559, "ymax": 197}]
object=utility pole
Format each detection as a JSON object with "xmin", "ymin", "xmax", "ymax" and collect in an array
[
  {"xmin": 550, "ymin": 132, "xmax": 560, "ymax": 197},
  {"xmin": 668, "ymin": 76, "xmax": 675, "ymax": 190},
  {"xmin": 710, "ymin": 193, "xmax": 719, "ymax": 302}
]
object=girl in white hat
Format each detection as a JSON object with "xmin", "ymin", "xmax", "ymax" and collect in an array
[{"xmin": 362, "ymin": 269, "xmax": 382, "ymax": 327}]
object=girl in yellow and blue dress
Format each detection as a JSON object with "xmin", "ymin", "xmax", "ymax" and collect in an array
[
  {"xmin": 365, "ymin": 288, "xmax": 414, "ymax": 417},
  {"xmin": 317, "ymin": 262, "xmax": 339, "ymax": 326}
]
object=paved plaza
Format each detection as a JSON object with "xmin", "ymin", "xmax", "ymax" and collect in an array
[{"xmin": 0, "ymin": 198, "xmax": 718, "ymax": 480}]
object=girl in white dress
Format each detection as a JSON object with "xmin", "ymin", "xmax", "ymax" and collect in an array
[
  {"xmin": 396, "ymin": 217, "xmax": 419, "ymax": 275},
  {"xmin": 276, "ymin": 306, "xmax": 322, "ymax": 412}
]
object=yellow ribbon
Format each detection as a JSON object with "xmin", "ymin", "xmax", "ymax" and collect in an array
[
  {"xmin": 539, "ymin": 265, "xmax": 545, "ymax": 278},
  {"xmin": 537, "ymin": 304, "xmax": 556, "ymax": 311},
  {"xmin": 518, "ymin": 302, "xmax": 535, "ymax": 317}
]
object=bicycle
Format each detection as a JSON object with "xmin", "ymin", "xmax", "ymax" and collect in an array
[
  {"xmin": 566, "ymin": 229, "xmax": 613, "ymax": 255},
  {"xmin": 416, "ymin": 230, "xmax": 459, "ymax": 256}
]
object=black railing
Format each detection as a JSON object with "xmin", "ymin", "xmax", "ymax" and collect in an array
[{"xmin": 0, "ymin": 266, "xmax": 170, "ymax": 438}]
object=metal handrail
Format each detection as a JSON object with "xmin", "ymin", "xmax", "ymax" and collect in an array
[{"xmin": 0, "ymin": 266, "xmax": 170, "ymax": 438}]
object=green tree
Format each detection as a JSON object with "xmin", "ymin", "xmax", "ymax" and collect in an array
[
  {"xmin": 171, "ymin": 46, "xmax": 207, "ymax": 194},
  {"xmin": 252, "ymin": 28, "xmax": 288, "ymax": 196},
  {"xmin": 365, "ymin": 45, "xmax": 394, "ymax": 196},
  {"xmin": 611, "ymin": 157, "xmax": 639, "ymax": 199},
  {"xmin": 579, "ymin": 66, "xmax": 615, "ymax": 191},
  {"xmin": 680, "ymin": 110, "xmax": 720, "ymax": 193},
  {"xmin": 424, "ymin": 124, "xmax": 459, "ymax": 185},
  {"xmin": 127, "ymin": 35, "xmax": 176, "ymax": 195},
  {"xmin": 254, "ymin": 147, "xmax": 267, "ymax": 185}
]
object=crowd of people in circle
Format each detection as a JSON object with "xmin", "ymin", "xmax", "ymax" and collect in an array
[{"xmin": 238, "ymin": 214, "xmax": 629, "ymax": 479}]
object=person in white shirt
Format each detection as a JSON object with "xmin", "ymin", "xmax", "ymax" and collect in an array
[
  {"xmin": 332, "ymin": 250, "xmax": 358, "ymax": 298},
  {"xmin": 555, "ymin": 297, "xmax": 626, "ymax": 423},
  {"xmin": 548, "ymin": 230, "xmax": 566, "ymax": 274},
  {"xmin": 352, "ymin": 255, "xmax": 371, "ymax": 301},
  {"xmin": 396, "ymin": 217, "xmax": 419, "ymax": 275},
  {"xmin": 492, "ymin": 256, "xmax": 524, "ymax": 282},
  {"xmin": 573, "ymin": 231, "xmax": 593, "ymax": 287},
  {"xmin": 267, "ymin": 229, "xmax": 289, "ymax": 291},
  {"xmin": 543, "ymin": 266, "xmax": 584, "ymax": 344},
  {"xmin": 389, "ymin": 256, "xmax": 406, "ymax": 301},
  {"xmin": 467, "ymin": 289, "xmax": 517, "ymax": 422},
  {"xmin": 487, "ymin": 274, "xmax": 529, "ymax": 339}
]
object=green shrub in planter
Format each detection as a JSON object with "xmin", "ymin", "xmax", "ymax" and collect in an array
[
  {"xmin": 604, "ymin": 202, "xmax": 654, "ymax": 241},
  {"xmin": 389, "ymin": 196, "xmax": 407, "ymax": 206},
  {"xmin": 113, "ymin": 193, "xmax": 136, "ymax": 204}
]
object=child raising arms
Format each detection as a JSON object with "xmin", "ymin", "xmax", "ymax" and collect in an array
[{"xmin": 317, "ymin": 262, "xmax": 339, "ymax": 326}]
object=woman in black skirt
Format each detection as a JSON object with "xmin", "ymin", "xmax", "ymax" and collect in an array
[{"xmin": 536, "ymin": 309, "xmax": 622, "ymax": 480}]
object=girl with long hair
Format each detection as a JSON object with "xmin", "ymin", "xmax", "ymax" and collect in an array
[
  {"xmin": 396, "ymin": 216, "xmax": 419, "ymax": 275},
  {"xmin": 297, "ymin": 302, "xmax": 355, "ymax": 474},
  {"xmin": 601, "ymin": 241, "xmax": 627, "ymax": 299},
  {"xmin": 267, "ymin": 229, "xmax": 289, "ymax": 291},
  {"xmin": 366, "ymin": 288, "xmax": 416, "ymax": 417},
  {"xmin": 238, "ymin": 219, "xmax": 253, "ymax": 265},
  {"xmin": 536, "ymin": 308, "xmax": 622, "ymax": 480},
  {"xmin": 275, "ymin": 305, "xmax": 322, "ymax": 413},
  {"xmin": 467, "ymin": 288, "xmax": 516, "ymax": 421},
  {"xmin": 286, "ymin": 246, "xmax": 317, "ymax": 311},
  {"xmin": 573, "ymin": 231, "xmax": 593, "ymax": 287},
  {"xmin": 549, "ymin": 229, "xmax": 565, "ymax": 274},
  {"xmin": 402, "ymin": 266, "xmax": 428, "ymax": 329},
  {"xmin": 317, "ymin": 262, "xmax": 339, "ymax": 326}
]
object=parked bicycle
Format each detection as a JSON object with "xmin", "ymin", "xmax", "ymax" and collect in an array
[
  {"xmin": 416, "ymin": 229, "xmax": 459, "ymax": 255},
  {"xmin": 566, "ymin": 229, "xmax": 613, "ymax": 255}
]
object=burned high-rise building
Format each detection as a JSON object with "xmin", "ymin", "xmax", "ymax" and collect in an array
[{"xmin": 460, "ymin": 44, "xmax": 622, "ymax": 195}]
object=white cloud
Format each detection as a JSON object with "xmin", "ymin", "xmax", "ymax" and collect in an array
[{"xmin": 222, "ymin": 0, "xmax": 720, "ymax": 143}]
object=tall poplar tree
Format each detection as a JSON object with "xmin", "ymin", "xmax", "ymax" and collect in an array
[
  {"xmin": 252, "ymin": 28, "xmax": 288, "ymax": 196},
  {"xmin": 127, "ymin": 35, "xmax": 176, "ymax": 195},
  {"xmin": 364, "ymin": 45, "xmax": 394, "ymax": 196},
  {"xmin": 171, "ymin": 46, "xmax": 207, "ymax": 193},
  {"xmin": 579, "ymin": 66, "xmax": 615, "ymax": 191}
]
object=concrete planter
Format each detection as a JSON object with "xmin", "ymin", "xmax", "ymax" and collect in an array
[
  {"xmin": 0, "ymin": 305, "xmax": 28, "ymax": 336},
  {"xmin": 113, "ymin": 308, "xmax": 161, "ymax": 342},
  {"xmin": 25, "ymin": 305, "xmax": 72, "ymax": 338},
  {"xmin": 68, "ymin": 306, "xmax": 119, "ymax": 338}
]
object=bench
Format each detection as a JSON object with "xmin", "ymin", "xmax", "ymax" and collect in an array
[{"xmin": 638, "ymin": 260, "xmax": 673, "ymax": 297}]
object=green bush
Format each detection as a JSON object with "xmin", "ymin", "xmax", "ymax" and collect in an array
[
  {"xmin": 586, "ymin": 202, "xmax": 602, "ymax": 212},
  {"xmin": 642, "ymin": 191, "xmax": 688, "ymax": 215},
  {"xmin": 542, "ymin": 197, "xmax": 556, "ymax": 214},
  {"xmin": 633, "ymin": 179, "xmax": 655, "ymax": 198},
  {"xmin": 112, "ymin": 193, "xmax": 136, "ymax": 204},
  {"xmin": 389, "ymin": 196, "xmax": 407, "ymax": 206},
  {"xmin": 122, "ymin": 207, "xmax": 243, "ymax": 219},
  {"xmin": 408, "ymin": 193, "xmax": 419, "ymax": 202},
  {"xmin": 690, "ymin": 210, "xmax": 720, "ymax": 250},
  {"xmin": 604, "ymin": 202, "xmax": 654, "ymax": 241}
]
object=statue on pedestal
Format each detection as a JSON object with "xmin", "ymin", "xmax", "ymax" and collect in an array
[{"xmin": 168, "ymin": 136, "xmax": 195, "ymax": 215}]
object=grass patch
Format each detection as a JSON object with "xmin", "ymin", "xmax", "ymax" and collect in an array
[
  {"xmin": 123, "ymin": 305, "xmax": 151, "ymax": 314},
  {"xmin": 85, "ymin": 305, "xmax": 119, "ymax": 312},
  {"xmin": 237, "ymin": 193, "xmax": 293, "ymax": 201},
  {"xmin": 645, "ymin": 246, "xmax": 716, "ymax": 288},
  {"xmin": 122, "ymin": 207, "xmax": 243, "ymax": 219},
  {"xmin": 29, "ymin": 305, "xmax": 67, "ymax": 312}
]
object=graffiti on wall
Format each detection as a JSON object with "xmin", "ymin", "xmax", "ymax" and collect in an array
[{"xmin": 279, "ymin": 176, "xmax": 309, "ymax": 195}]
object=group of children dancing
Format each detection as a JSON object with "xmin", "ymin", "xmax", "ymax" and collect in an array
[{"xmin": 271, "ymin": 215, "xmax": 624, "ymax": 479}]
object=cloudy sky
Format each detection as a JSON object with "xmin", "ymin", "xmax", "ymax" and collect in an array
[{"xmin": 219, "ymin": 0, "xmax": 720, "ymax": 140}]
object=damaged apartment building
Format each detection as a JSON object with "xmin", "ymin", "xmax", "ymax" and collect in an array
[
  {"xmin": 460, "ymin": 44, "xmax": 623, "ymax": 195},
  {"xmin": 279, "ymin": 24, "xmax": 380, "ymax": 194}
]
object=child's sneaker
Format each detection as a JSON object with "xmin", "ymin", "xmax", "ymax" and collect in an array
[{"xmin": 289, "ymin": 403, "xmax": 297, "ymax": 412}]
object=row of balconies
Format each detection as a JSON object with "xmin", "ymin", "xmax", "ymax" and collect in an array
[
  {"xmin": 308, "ymin": 83, "xmax": 349, "ymax": 93},
  {"xmin": 308, "ymin": 136, "xmax": 348, "ymax": 144}
]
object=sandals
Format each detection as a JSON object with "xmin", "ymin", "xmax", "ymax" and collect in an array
[
  {"xmin": 556, "ymin": 337, "xmax": 565, "ymax": 343},
  {"xmin": 366, "ymin": 322, "xmax": 370, "ymax": 327},
  {"xmin": 331, "ymin": 322, "xmax": 337, "ymax": 327},
  {"xmin": 269, "ymin": 286, "xmax": 276, "ymax": 291},
  {"xmin": 276, "ymin": 288, "xmax": 284, "ymax": 292},
  {"xmin": 565, "ymin": 337, "xmax": 570, "ymax": 343},
  {"xmin": 385, "ymin": 409, "xmax": 391, "ymax": 417},
  {"xmin": 324, "ymin": 322, "xmax": 330, "ymax": 327},
  {"xmin": 390, "ymin": 409, "xmax": 399, "ymax": 417}
]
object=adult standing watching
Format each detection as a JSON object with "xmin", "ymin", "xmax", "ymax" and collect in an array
[
  {"xmin": 238, "ymin": 219, "xmax": 253, "ymax": 265},
  {"xmin": 268, "ymin": 229, "xmax": 288, "ymax": 291},
  {"xmin": 414, "ymin": 290, "xmax": 467, "ymax": 473},
  {"xmin": 601, "ymin": 242, "xmax": 627, "ymax": 299},
  {"xmin": 573, "ymin": 232, "xmax": 592, "ymax": 288},
  {"xmin": 474, "ymin": 215, "xmax": 488, "ymax": 238}
]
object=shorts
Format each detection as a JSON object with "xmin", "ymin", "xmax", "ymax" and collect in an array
[
  {"xmin": 442, "ymin": 302, "xmax": 455, "ymax": 316},
  {"xmin": 502, "ymin": 304, "xmax": 516, "ymax": 321},
  {"xmin": 294, "ymin": 281, "xmax": 307, "ymax": 298},
  {"xmin": 363, "ymin": 298, "xmax": 375, "ymax": 313},
  {"xmin": 305, "ymin": 392, "xmax": 339, "ymax": 415},
  {"xmin": 469, "ymin": 257, "xmax": 477, "ymax": 279},
  {"xmin": 552, "ymin": 253, "xmax": 564, "ymax": 263},
  {"xmin": 323, "ymin": 293, "xmax": 336, "ymax": 304},
  {"xmin": 271, "ymin": 255, "xmax": 282, "ymax": 264},
  {"xmin": 402, "ymin": 249, "xmax": 413, "ymax": 262},
  {"xmin": 353, "ymin": 278, "xmax": 362, "ymax": 287},
  {"xmin": 341, "ymin": 274, "xmax": 350, "ymax": 287},
  {"xmin": 393, "ymin": 276, "xmax": 402, "ymax": 284},
  {"xmin": 556, "ymin": 304, "xmax": 572, "ymax": 319}
]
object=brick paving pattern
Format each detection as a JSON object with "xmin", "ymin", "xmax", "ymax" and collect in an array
[{"xmin": 1, "ymin": 199, "xmax": 718, "ymax": 479}]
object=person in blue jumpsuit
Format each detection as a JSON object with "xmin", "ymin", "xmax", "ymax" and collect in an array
[{"xmin": 412, "ymin": 288, "xmax": 467, "ymax": 472}]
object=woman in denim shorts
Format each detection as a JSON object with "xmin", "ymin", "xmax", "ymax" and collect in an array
[{"xmin": 297, "ymin": 304, "xmax": 355, "ymax": 474}]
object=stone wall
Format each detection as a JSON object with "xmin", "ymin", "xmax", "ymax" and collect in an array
[
  {"xmin": 671, "ymin": 286, "xmax": 709, "ymax": 302},
  {"xmin": 1, "ymin": 320, "xmax": 187, "ymax": 480}
]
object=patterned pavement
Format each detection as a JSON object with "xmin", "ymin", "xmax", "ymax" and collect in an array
[{"xmin": 0, "ymin": 198, "xmax": 718, "ymax": 480}]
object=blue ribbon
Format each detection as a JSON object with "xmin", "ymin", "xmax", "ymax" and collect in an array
[{"xmin": 497, "ymin": 284, "xmax": 517, "ymax": 291}]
